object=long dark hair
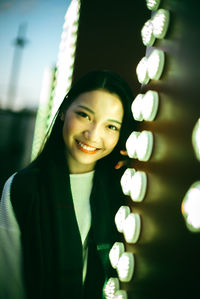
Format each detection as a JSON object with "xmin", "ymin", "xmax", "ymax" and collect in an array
[{"xmin": 34, "ymin": 70, "xmax": 136, "ymax": 171}]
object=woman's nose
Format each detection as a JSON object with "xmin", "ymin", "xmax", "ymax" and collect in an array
[{"xmin": 83, "ymin": 123, "xmax": 101, "ymax": 142}]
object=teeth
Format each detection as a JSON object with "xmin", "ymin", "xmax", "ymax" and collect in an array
[{"xmin": 77, "ymin": 140, "xmax": 97, "ymax": 151}]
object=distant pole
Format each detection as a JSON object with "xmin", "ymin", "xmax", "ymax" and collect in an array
[{"xmin": 7, "ymin": 23, "xmax": 28, "ymax": 109}]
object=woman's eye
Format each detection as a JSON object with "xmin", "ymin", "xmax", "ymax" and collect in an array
[
  {"xmin": 76, "ymin": 111, "xmax": 90, "ymax": 119},
  {"xmin": 108, "ymin": 124, "xmax": 119, "ymax": 131}
]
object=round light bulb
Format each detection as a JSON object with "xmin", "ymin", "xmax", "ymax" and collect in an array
[
  {"xmin": 152, "ymin": 9, "xmax": 170, "ymax": 39},
  {"xmin": 120, "ymin": 168, "xmax": 136, "ymax": 196},
  {"xmin": 114, "ymin": 290, "xmax": 127, "ymax": 299},
  {"xmin": 115, "ymin": 206, "xmax": 131, "ymax": 233},
  {"xmin": 104, "ymin": 277, "xmax": 120, "ymax": 299},
  {"xmin": 126, "ymin": 131, "xmax": 140, "ymax": 158},
  {"xmin": 146, "ymin": 0, "xmax": 160, "ymax": 10},
  {"xmin": 136, "ymin": 131, "xmax": 154, "ymax": 161},
  {"xmin": 136, "ymin": 57, "xmax": 150, "ymax": 84},
  {"xmin": 117, "ymin": 252, "xmax": 135, "ymax": 282},
  {"xmin": 192, "ymin": 118, "xmax": 200, "ymax": 162},
  {"xmin": 142, "ymin": 90, "xmax": 159, "ymax": 121},
  {"xmin": 130, "ymin": 171, "xmax": 147, "ymax": 202},
  {"xmin": 131, "ymin": 94, "xmax": 144, "ymax": 121},
  {"xmin": 147, "ymin": 49, "xmax": 165, "ymax": 80},
  {"xmin": 109, "ymin": 242, "xmax": 125, "ymax": 269},
  {"xmin": 181, "ymin": 181, "xmax": 200, "ymax": 232},
  {"xmin": 123, "ymin": 213, "xmax": 141, "ymax": 244},
  {"xmin": 141, "ymin": 20, "xmax": 155, "ymax": 46}
]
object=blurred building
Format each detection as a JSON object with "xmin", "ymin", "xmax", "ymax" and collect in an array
[{"xmin": 0, "ymin": 108, "xmax": 36, "ymax": 193}]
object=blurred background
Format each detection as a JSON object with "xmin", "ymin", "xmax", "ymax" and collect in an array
[
  {"xmin": 1, "ymin": 0, "xmax": 200, "ymax": 298},
  {"xmin": 0, "ymin": 0, "xmax": 71, "ymax": 191}
]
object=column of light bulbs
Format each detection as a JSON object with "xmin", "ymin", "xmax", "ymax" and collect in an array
[
  {"xmin": 31, "ymin": 0, "xmax": 80, "ymax": 160},
  {"xmin": 104, "ymin": 1, "xmax": 170, "ymax": 298},
  {"xmin": 49, "ymin": 0, "xmax": 80, "ymax": 125}
]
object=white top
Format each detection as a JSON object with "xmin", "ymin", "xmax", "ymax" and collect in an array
[
  {"xmin": 69, "ymin": 170, "xmax": 94, "ymax": 282},
  {"xmin": 0, "ymin": 171, "xmax": 94, "ymax": 298}
]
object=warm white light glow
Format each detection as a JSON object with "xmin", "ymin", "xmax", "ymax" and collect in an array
[
  {"xmin": 123, "ymin": 213, "xmax": 141, "ymax": 243},
  {"xmin": 130, "ymin": 171, "xmax": 147, "ymax": 202},
  {"xmin": 117, "ymin": 252, "xmax": 135, "ymax": 282},
  {"xmin": 126, "ymin": 131, "xmax": 140, "ymax": 158},
  {"xmin": 131, "ymin": 94, "xmax": 144, "ymax": 121},
  {"xmin": 109, "ymin": 242, "xmax": 125, "ymax": 269},
  {"xmin": 115, "ymin": 206, "xmax": 131, "ymax": 233},
  {"xmin": 131, "ymin": 90, "xmax": 159, "ymax": 122},
  {"xmin": 152, "ymin": 9, "xmax": 170, "ymax": 39},
  {"xmin": 181, "ymin": 181, "xmax": 200, "ymax": 232},
  {"xmin": 146, "ymin": 0, "xmax": 160, "ymax": 10},
  {"xmin": 147, "ymin": 49, "xmax": 165, "ymax": 80},
  {"xmin": 142, "ymin": 90, "xmax": 159, "ymax": 121},
  {"xmin": 136, "ymin": 130, "xmax": 154, "ymax": 161},
  {"xmin": 120, "ymin": 168, "xmax": 136, "ymax": 196},
  {"xmin": 136, "ymin": 57, "xmax": 150, "ymax": 84},
  {"xmin": 104, "ymin": 277, "xmax": 119, "ymax": 299},
  {"xmin": 121, "ymin": 168, "xmax": 147, "ymax": 202},
  {"xmin": 114, "ymin": 290, "xmax": 127, "ymax": 299},
  {"xmin": 192, "ymin": 118, "xmax": 200, "ymax": 162},
  {"xmin": 141, "ymin": 20, "xmax": 155, "ymax": 47}
]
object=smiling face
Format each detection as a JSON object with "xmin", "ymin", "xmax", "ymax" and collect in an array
[{"xmin": 61, "ymin": 89, "xmax": 124, "ymax": 174}]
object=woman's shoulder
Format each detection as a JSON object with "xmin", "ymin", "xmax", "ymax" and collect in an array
[
  {"xmin": 12, "ymin": 162, "xmax": 40, "ymax": 191},
  {"xmin": 10, "ymin": 162, "xmax": 42, "ymax": 211},
  {"xmin": 9, "ymin": 163, "xmax": 42, "ymax": 224}
]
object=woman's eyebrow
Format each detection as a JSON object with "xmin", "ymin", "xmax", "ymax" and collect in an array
[
  {"xmin": 77, "ymin": 105, "xmax": 94, "ymax": 114},
  {"xmin": 108, "ymin": 119, "xmax": 122, "ymax": 125}
]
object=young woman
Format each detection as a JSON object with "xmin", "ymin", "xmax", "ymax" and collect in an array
[{"xmin": 0, "ymin": 70, "xmax": 136, "ymax": 299}]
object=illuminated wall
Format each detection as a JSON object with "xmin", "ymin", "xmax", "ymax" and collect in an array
[{"xmin": 74, "ymin": 0, "xmax": 200, "ymax": 298}]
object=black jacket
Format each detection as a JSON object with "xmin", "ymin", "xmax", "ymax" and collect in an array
[{"xmin": 11, "ymin": 157, "xmax": 124, "ymax": 299}]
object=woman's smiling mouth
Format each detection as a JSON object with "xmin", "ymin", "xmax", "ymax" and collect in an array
[{"xmin": 75, "ymin": 139, "xmax": 100, "ymax": 154}]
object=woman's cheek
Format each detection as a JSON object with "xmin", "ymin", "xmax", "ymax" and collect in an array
[{"xmin": 107, "ymin": 134, "xmax": 120, "ymax": 151}]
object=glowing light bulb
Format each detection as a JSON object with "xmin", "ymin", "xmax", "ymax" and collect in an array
[
  {"xmin": 147, "ymin": 49, "xmax": 165, "ymax": 80},
  {"xmin": 115, "ymin": 206, "xmax": 131, "ymax": 233},
  {"xmin": 126, "ymin": 131, "xmax": 140, "ymax": 158},
  {"xmin": 192, "ymin": 118, "xmax": 200, "ymax": 162},
  {"xmin": 136, "ymin": 130, "xmax": 154, "ymax": 161},
  {"xmin": 181, "ymin": 181, "xmax": 200, "ymax": 232},
  {"xmin": 152, "ymin": 9, "xmax": 170, "ymax": 39},
  {"xmin": 104, "ymin": 277, "xmax": 119, "ymax": 299},
  {"xmin": 142, "ymin": 90, "xmax": 159, "ymax": 121},
  {"xmin": 141, "ymin": 20, "xmax": 155, "ymax": 46},
  {"xmin": 117, "ymin": 252, "xmax": 135, "ymax": 282},
  {"xmin": 146, "ymin": 0, "xmax": 160, "ymax": 10},
  {"xmin": 123, "ymin": 213, "xmax": 141, "ymax": 244},
  {"xmin": 130, "ymin": 171, "xmax": 147, "ymax": 202},
  {"xmin": 120, "ymin": 168, "xmax": 147, "ymax": 202},
  {"xmin": 136, "ymin": 57, "xmax": 150, "ymax": 84},
  {"xmin": 120, "ymin": 168, "xmax": 136, "ymax": 196},
  {"xmin": 114, "ymin": 290, "xmax": 127, "ymax": 299},
  {"xmin": 109, "ymin": 242, "xmax": 125, "ymax": 269},
  {"xmin": 131, "ymin": 94, "xmax": 144, "ymax": 121},
  {"xmin": 131, "ymin": 91, "xmax": 159, "ymax": 122}
]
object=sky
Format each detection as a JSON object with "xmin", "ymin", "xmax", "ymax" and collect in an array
[{"xmin": 0, "ymin": 0, "xmax": 71, "ymax": 110}]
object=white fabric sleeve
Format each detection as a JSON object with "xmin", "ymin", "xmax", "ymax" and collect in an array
[{"xmin": 0, "ymin": 174, "xmax": 26, "ymax": 299}]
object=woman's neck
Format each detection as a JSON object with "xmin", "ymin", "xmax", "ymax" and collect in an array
[{"xmin": 68, "ymin": 161, "xmax": 96, "ymax": 174}]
